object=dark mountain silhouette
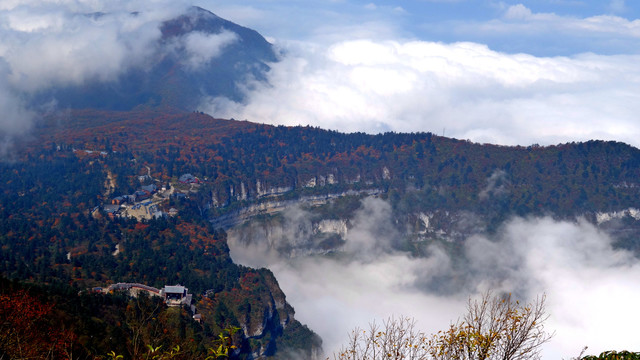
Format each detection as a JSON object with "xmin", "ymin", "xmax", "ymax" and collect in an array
[{"xmin": 31, "ymin": 6, "xmax": 278, "ymax": 111}]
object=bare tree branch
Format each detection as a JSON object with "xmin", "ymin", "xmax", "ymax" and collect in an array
[{"xmin": 334, "ymin": 292, "xmax": 553, "ymax": 360}]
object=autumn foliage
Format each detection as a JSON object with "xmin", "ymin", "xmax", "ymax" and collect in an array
[
  {"xmin": 334, "ymin": 292, "xmax": 552, "ymax": 360},
  {"xmin": 583, "ymin": 351, "xmax": 640, "ymax": 360},
  {"xmin": 0, "ymin": 290, "xmax": 75, "ymax": 359}
]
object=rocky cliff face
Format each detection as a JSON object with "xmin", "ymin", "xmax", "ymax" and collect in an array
[
  {"xmin": 200, "ymin": 267, "xmax": 322, "ymax": 359},
  {"xmin": 211, "ymin": 188, "xmax": 382, "ymax": 230},
  {"xmin": 227, "ymin": 194, "xmax": 640, "ymax": 262},
  {"xmin": 240, "ymin": 270, "xmax": 323, "ymax": 359},
  {"xmin": 229, "ymin": 214, "xmax": 349, "ymax": 259}
]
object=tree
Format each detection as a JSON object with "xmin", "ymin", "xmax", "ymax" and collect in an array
[
  {"xmin": 125, "ymin": 293, "xmax": 165, "ymax": 359},
  {"xmin": 582, "ymin": 351, "xmax": 640, "ymax": 360},
  {"xmin": 430, "ymin": 292, "xmax": 552, "ymax": 360},
  {"xmin": 334, "ymin": 316, "xmax": 430, "ymax": 360},
  {"xmin": 333, "ymin": 292, "xmax": 553, "ymax": 360},
  {"xmin": 206, "ymin": 326, "xmax": 241, "ymax": 359},
  {"xmin": 0, "ymin": 290, "xmax": 74, "ymax": 359}
]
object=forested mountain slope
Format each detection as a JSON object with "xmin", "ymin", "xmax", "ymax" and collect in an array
[
  {"xmin": 0, "ymin": 135, "xmax": 321, "ymax": 359},
  {"xmin": 5, "ymin": 106, "xmax": 640, "ymax": 357},
  {"xmin": 33, "ymin": 109, "xmax": 640, "ymax": 255},
  {"xmin": 40, "ymin": 109, "xmax": 640, "ymax": 217}
]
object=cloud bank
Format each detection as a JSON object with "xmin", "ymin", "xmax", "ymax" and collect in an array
[
  {"xmin": 0, "ymin": 1, "xmax": 191, "ymax": 91},
  {"xmin": 4, "ymin": 1, "xmax": 640, "ymax": 157},
  {"xmin": 198, "ymin": 3, "xmax": 640, "ymax": 148},
  {"xmin": 203, "ymin": 36, "xmax": 640, "ymax": 148},
  {"xmin": 228, "ymin": 198, "xmax": 640, "ymax": 359},
  {"xmin": 0, "ymin": 0, "xmax": 249, "ymax": 158},
  {"xmin": 0, "ymin": 0, "xmax": 192, "ymax": 158}
]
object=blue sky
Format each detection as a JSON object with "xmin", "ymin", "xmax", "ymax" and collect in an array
[{"xmin": 201, "ymin": 0, "xmax": 640, "ymax": 55}]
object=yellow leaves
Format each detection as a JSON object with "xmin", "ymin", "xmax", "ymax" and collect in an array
[
  {"xmin": 106, "ymin": 350, "xmax": 124, "ymax": 359},
  {"xmin": 334, "ymin": 293, "xmax": 551, "ymax": 360}
]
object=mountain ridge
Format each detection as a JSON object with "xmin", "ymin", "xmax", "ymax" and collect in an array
[
  {"xmin": 30, "ymin": 6, "xmax": 278, "ymax": 112},
  {"xmin": 37, "ymin": 109, "xmax": 640, "ymax": 217}
]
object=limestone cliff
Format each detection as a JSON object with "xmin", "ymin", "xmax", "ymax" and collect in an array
[{"xmin": 198, "ymin": 268, "xmax": 323, "ymax": 359}]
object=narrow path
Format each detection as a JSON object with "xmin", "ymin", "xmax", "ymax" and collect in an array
[{"xmin": 104, "ymin": 171, "xmax": 116, "ymax": 197}]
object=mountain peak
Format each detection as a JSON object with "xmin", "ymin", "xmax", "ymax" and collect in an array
[
  {"xmin": 32, "ymin": 6, "xmax": 277, "ymax": 112},
  {"xmin": 161, "ymin": 7, "xmax": 225, "ymax": 39}
]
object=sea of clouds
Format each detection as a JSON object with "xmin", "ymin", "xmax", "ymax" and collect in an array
[
  {"xmin": 200, "ymin": 2, "xmax": 640, "ymax": 148},
  {"xmin": 3, "ymin": 2, "xmax": 640, "ymax": 156},
  {"xmin": 203, "ymin": 38, "xmax": 640, "ymax": 148},
  {"xmin": 228, "ymin": 197, "xmax": 640, "ymax": 359}
]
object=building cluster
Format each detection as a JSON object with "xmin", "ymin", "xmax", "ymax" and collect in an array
[
  {"xmin": 160, "ymin": 285, "xmax": 193, "ymax": 307},
  {"xmin": 100, "ymin": 181, "xmax": 178, "ymax": 220},
  {"xmin": 96, "ymin": 172, "xmax": 204, "ymax": 221},
  {"xmin": 93, "ymin": 283, "xmax": 199, "ymax": 321},
  {"xmin": 178, "ymin": 173, "xmax": 200, "ymax": 184}
]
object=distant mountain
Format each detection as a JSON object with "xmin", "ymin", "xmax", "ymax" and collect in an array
[{"xmin": 31, "ymin": 6, "xmax": 278, "ymax": 111}]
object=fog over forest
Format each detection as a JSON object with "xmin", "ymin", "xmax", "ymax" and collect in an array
[{"xmin": 229, "ymin": 197, "xmax": 640, "ymax": 358}]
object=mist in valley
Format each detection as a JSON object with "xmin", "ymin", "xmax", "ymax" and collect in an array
[{"xmin": 228, "ymin": 197, "xmax": 640, "ymax": 359}]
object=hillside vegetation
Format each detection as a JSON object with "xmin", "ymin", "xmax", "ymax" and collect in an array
[
  {"xmin": 0, "ymin": 136, "xmax": 321, "ymax": 359},
  {"xmin": 38, "ymin": 109, "xmax": 640, "ymax": 218},
  {"xmin": 3, "ymin": 108, "xmax": 640, "ymax": 358}
]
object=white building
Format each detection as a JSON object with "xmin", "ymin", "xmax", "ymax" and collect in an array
[{"xmin": 160, "ymin": 285, "xmax": 193, "ymax": 306}]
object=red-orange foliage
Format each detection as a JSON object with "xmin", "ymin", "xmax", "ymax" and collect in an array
[
  {"xmin": 0, "ymin": 290, "xmax": 75, "ymax": 359},
  {"xmin": 135, "ymin": 223, "xmax": 150, "ymax": 231}
]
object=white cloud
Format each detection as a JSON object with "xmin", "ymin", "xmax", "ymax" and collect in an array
[
  {"xmin": 0, "ymin": 8, "xmax": 176, "ymax": 92},
  {"xmin": 201, "ymin": 37, "xmax": 640, "ymax": 147},
  {"xmin": 504, "ymin": 4, "xmax": 533, "ymax": 20},
  {"xmin": 495, "ymin": 4, "xmax": 640, "ymax": 38},
  {"xmin": 229, "ymin": 199, "xmax": 640, "ymax": 358},
  {"xmin": 609, "ymin": 0, "xmax": 626, "ymax": 14},
  {"xmin": 179, "ymin": 30, "xmax": 239, "ymax": 70},
  {"xmin": 0, "ymin": 59, "xmax": 36, "ymax": 160},
  {"xmin": 479, "ymin": 169, "xmax": 509, "ymax": 200},
  {"xmin": 0, "ymin": 0, "xmax": 191, "ymax": 156},
  {"xmin": 0, "ymin": 2, "xmax": 192, "ymax": 89},
  {"xmin": 4, "ymin": 9, "xmax": 66, "ymax": 32},
  {"xmin": 469, "ymin": 217, "xmax": 640, "ymax": 357},
  {"xmin": 364, "ymin": 3, "xmax": 377, "ymax": 11}
]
